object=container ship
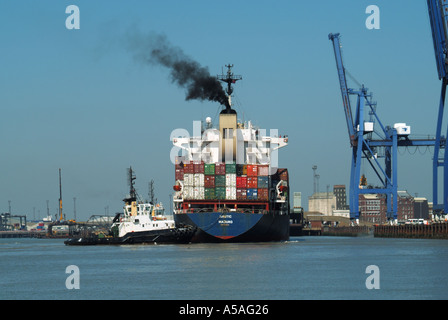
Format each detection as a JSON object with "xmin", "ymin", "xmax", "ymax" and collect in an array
[{"xmin": 172, "ymin": 65, "xmax": 290, "ymax": 242}]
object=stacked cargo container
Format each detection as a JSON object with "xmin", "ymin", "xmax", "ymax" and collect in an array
[{"xmin": 175, "ymin": 158, "xmax": 270, "ymax": 202}]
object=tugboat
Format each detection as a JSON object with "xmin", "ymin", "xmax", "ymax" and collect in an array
[{"xmin": 64, "ymin": 167, "xmax": 195, "ymax": 245}]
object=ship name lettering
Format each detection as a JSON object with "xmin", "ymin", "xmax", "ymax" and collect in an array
[{"xmin": 218, "ymin": 220, "xmax": 233, "ymax": 224}]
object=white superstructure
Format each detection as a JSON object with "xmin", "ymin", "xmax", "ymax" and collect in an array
[{"xmin": 172, "ymin": 119, "xmax": 288, "ymax": 166}]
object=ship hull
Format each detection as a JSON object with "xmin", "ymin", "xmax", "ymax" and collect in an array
[
  {"xmin": 64, "ymin": 227, "xmax": 195, "ymax": 245},
  {"xmin": 175, "ymin": 212, "xmax": 289, "ymax": 243}
]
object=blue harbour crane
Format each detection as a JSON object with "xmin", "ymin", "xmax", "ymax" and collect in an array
[
  {"xmin": 427, "ymin": 0, "xmax": 448, "ymax": 215},
  {"xmin": 328, "ymin": 33, "xmax": 438, "ymax": 224}
]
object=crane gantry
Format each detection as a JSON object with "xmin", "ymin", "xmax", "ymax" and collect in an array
[
  {"xmin": 328, "ymin": 32, "xmax": 438, "ymax": 224},
  {"xmin": 427, "ymin": 0, "xmax": 448, "ymax": 215}
]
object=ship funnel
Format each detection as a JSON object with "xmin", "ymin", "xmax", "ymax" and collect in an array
[{"xmin": 220, "ymin": 108, "xmax": 237, "ymax": 162}]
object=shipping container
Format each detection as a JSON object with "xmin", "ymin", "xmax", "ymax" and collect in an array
[
  {"xmin": 226, "ymin": 173, "xmax": 236, "ymax": 187},
  {"xmin": 215, "ymin": 163, "xmax": 226, "ymax": 175},
  {"xmin": 247, "ymin": 188, "xmax": 258, "ymax": 200},
  {"xmin": 205, "ymin": 188, "xmax": 215, "ymax": 200},
  {"xmin": 257, "ymin": 176, "xmax": 269, "ymax": 189},
  {"xmin": 175, "ymin": 167, "xmax": 184, "ymax": 181},
  {"xmin": 236, "ymin": 188, "xmax": 247, "ymax": 200},
  {"xmin": 215, "ymin": 175, "xmax": 226, "ymax": 187},
  {"xmin": 204, "ymin": 175, "xmax": 215, "ymax": 188},
  {"xmin": 184, "ymin": 173, "xmax": 194, "ymax": 186},
  {"xmin": 184, "ymin": 162, "xmax": 194, "ymax": 174},
  {"xmin": 247, "ymin": 176, "xmax": 258, "ymax": 188},
  {"xmin": 236, "ymin": 176, "xmax": 247, "ymax": 188},
  {"xmin": 193, "ymin": 173, "xmax": 204, "ymax": 187},
  {"xmin": 183, "ymin": 186, "xmax": 194, "ymax": 199},
  {"xmin": 247, "ymin": 165, "xmax": 258, "ymax": 176},
  {"xmin": 225, "ymin": 162, "xmax": 236, "ymax": 174},
  {"xmin": 193, "ymin": 161, "xmax": 204, "ymax": 174},
  {"xmin": 215, "ymin": 187, "xmax": 226, "ymax": 200},
  {"xmin": 194, "ymin": 187, "xmax": 205, "ymax": 200},
  {"xmin": 258, "ymin": 188, "xmax": 269, "ymax": 201},
  {"xmin": 226, "ymin": 186, "xmax": 236, "ymax": 200},
  {"xmin": 204, "ymin": 163, "xmax": 215, "ymax": 175},
  {"xmin": 278, "ymin": 168, "xmax": 288, "ymax": 181},
  {"xmin": 258, "ymin": 165, "xmax": 269, "ymax": 176}
]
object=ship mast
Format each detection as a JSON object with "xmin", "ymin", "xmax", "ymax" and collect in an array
[
  {"xmin": 124, "ymin": 166, "xmax": 137, "ymax": 204},
  {"xmin": 217, "ymin": 64, "xmax": 242, "ymax": 110},
  {"xmin": 59, "ymin": 168, "xmax": 63, "ymax": 221}
]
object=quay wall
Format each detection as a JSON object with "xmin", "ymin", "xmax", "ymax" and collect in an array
[
  {"xmin": 322, "ymin": 226, "xmax": 372, "ymax": 237},
  {"xmin": 374, "ymin": 224, "xmax": 448, "ymax": 239}
]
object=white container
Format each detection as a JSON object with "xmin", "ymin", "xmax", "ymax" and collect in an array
[
  {"xmin": 194, "ymin": 173, "xmax": 204, "ymax": 186},
  {"xmin": 226, "ymin": 186, "xmax": 236, "ymax": 200},
  {"xmin": 194, "ymin": 187, "xmax": 205, "ymax": 200},
  {"xmin": 183, "ymin": 186, "xmax": 194, "ymax": 199},
  {"xmin": 184, "ymin": 174, "xmax": 194, "ymax": 186},
  {"xmin": 226, "ymin": 173, "xmax": 236, "ymax": 187}
]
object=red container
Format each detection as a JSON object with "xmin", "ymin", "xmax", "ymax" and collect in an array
[
  {"xmin": 247, "ymin": 176, "xmax": 258, "ymax": 188},
  {"xmin": 184, "ymin": 162, "xmax": 194, "ymax": 174},
  {"xmin": 175, "ymin": 168, "xmax": 184, "ymax": 181},
  {"xmin": 236, "ymin": 176, "xmax": 247, "ymax": 188},
  {"xmin": 236, "ymin": 188, "xmax": 247, "ymax": 200},
  {"xmin": 204, "ymin": 175, "xmax": 215, "ymax": 188},
  {"xmin": 258, "ymin": 188, "xmax": 269, "ymax": 201},
  {"xmin": 247, "ymin": 165, "xmax": 258, "ymax": 176},
  {"xmin": 193, "ymin": 161, "xmax": 204, "ymax": 174},
  {"xmin": 215, "ymin": 163, "xmax": 226, "ymax": 175},
  {"xmin": 278, "ymin": 168, "xmax": 288, "ymax": 180}
]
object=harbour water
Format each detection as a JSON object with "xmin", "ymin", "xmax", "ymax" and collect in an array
[{"xmin": 1, "ymin": 236, "xmax": 447, "ymax": 300}]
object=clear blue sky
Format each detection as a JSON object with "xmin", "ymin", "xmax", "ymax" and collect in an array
[{"xmin": 0, "ymin": 0, "xmax": 441, "ymax": 220}]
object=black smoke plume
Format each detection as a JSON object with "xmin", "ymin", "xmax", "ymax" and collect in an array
[{"xmin": 127, "ymin": 31, "xmax": 230, "ymax": 108}]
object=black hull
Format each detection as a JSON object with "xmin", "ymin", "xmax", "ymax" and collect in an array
[
  {"xmin": 175, "ymin": 213, "xmax": 290, "ymax": 243},
  {"xmin": 64, "ymin": 227, "xmax": 195, "ymax": 246}
]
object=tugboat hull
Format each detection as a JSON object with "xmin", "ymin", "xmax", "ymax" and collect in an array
[{"xmin": 64, "ymin": 226, "xmax": 195, "ymax": 245}]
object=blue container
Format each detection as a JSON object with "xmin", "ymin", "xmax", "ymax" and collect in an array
[
  {"xmin": 257, "ymin": 176, "xmax": 269, "ymax": 189},
  {"xmin": 247, "ymin": 188, "xmax": 258, "ymax": 200}
]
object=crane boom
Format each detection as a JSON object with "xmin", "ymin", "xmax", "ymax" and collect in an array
[
  {"xmin": 328, "ymin": 33, "xmax": 356, "ymax": 146},
  {"xmin": 428, "ymin": 0, "xmax": 448, "ymax": 80}
]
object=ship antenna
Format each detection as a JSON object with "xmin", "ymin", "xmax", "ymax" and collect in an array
[{"xmin": 217, "ymin": 64, "xmax": 242, "ymax": 109}]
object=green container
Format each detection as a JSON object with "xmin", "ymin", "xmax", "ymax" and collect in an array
[
  {"xmin": 215, "ymin": 187, "xmax": 226, "ymax": 200},
  {"xmin": 225, "ymin": 162, "xmax": 236, "ymax": 174},
  {"xmin": 204, "ymin": 163, "xmax": 215, "ymax": 175},
  {"xmin": 205, "ymin": 188, "xmax": 215, "ymax": 200},
  {"xmin": 215, "ymin": 175, "xmax": 226, "ymax": 187}
]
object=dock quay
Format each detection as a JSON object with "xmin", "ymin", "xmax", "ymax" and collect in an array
[
  {"xmin": 374, "ymin": 223, "xmax": 448, "ymax": 239},
  {"xmin": 0, "ymin": 230, "xmax": 47, "ymax": 238},
  {"xmin": 322, "ymin": 226, "xmax": 372, "ymax": 237}
]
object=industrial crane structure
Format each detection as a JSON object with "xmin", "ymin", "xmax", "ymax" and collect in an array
[
  {"xmin": 427, "ymin": 0, "xmax": 448, "ymax": 215},
  {"xmin": 329, "ymin": 33, "xmax": 437, "ymax": 224}
]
